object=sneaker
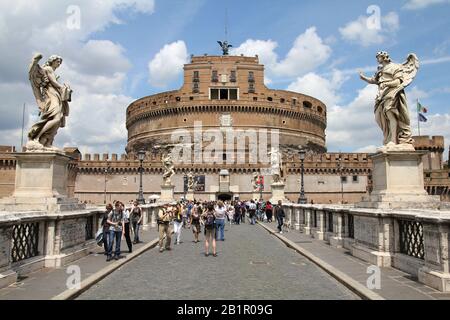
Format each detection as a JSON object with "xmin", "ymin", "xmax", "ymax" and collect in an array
[
  {"xmin": 159, "ymin": 248, "xmax": 164, "ymax": 253},
  {"xmin": 106, "ymin": 256, "xmax": 111, "ymax": 262},
  {"xmin": 165, "ymin": 247, "xmax": 172, "ymax": 251},
  {"xmin": 205, "ymin": 253, "xmax": 209, "ymax": 257},
  {"xmin": 213, "ymin": 253, "xmax": 218, "ymax": 257},
  {"xmin": 280, "ymin": 231, "xmax": 283, "ymax": 234},
  {"xmin": 114, "ymin": 256, "xmax": 119, "ymax": 260}
]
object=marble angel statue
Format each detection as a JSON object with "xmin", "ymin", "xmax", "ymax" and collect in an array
[
  {"xmin": 162, "ymin": 152, "xmax": 175, "ymax": 185},
  {"xmin": 27, "ymin": 53, "xmax": 72, "ymax": 151},
  {"xmin": 252, "ymin": 172, "xmax": 260, "ymax": 192},
  {"xmin": 359, "ymin": 51, "xmax": 419, "ymax": 152},
  {"xmin": 268, "ymin": 147, "xmax": 284, "ymax": 185},
  {"xmin": 187, "ymin": 171, "xmax": 196, "ymax": 191}
]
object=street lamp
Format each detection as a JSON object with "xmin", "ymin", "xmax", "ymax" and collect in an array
[
  {"xmin": 103, "ymin": 163, "xmax": 110, "ymax": 204},
  {"xmin": 137, "ymin": 149, "xmax": 145, "ymax": 205},
  {"xmin": 337, "ymin": 153, "xmax": 344, "ymax": 204},
  {"xmin": 298, "ymin": 149, "xmax": 307, "ymax": 204}
]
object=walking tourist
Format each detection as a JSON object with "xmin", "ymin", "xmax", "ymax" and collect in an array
[
  {"xmin": 190, "ymin": 202, "xmax": 202, "ymax": 243},
  {"xmin": 130, "ymin": 200, "xmax": 142, "ymax": 244},
  {"xmin": 122, "ymin": 202, "xmax": 133, "ymax": 253},
  {"xmin": 234, "ymin": 201, "xmax": 241, "ymax": 225},
  {"xmin": 173, "ymin": 203, "xmax": 184, "ymax": 245},
  {"xmin": 158, "ymin": 204, "xmax": 173, "ymax": 252},
  {"xmin": 106, "ymin": 202, "xmax": 124, "ymax": 261},
  {"xmin": 202, "ymin": 203, "xmax": 217, "ymax": 257},
  {"xmin": 101, "ymin": 204, "xmax": 113, "ymax": 254},
  {"xmin": 265, "ymin": 201, "xmax": 273, "ymax": 222},
  {"xmin": 215, "ymin": 200, "xmax": 227, "ymax": 241},
  {"xmin": 248, "ymin": 200, "xmax": 257, "ymax": 225},
  {"xmin": 274, "ymin": 200, "xmax": 285, "ymax": 234},
  {"xmin": 227, "ymin": 203, "xmax": 235, "ymax": 226}
]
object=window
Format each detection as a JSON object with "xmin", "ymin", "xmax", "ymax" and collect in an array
[
  {"xmin": 176, "ymin": 97, "xmax": 181, "ymax": 101},
  {"xmin": 317, "ymin": 106, "xmax": 323, "ymax": 113},
  {"xmin": 189, "ymin": 96, "xmax": 194, "ymax": 101},
  {"xmin": 425, "ymin": 173, "xmax": 431, "ymax": 178},
  {"xmin": 352, "ymin": 175, "xmax": 358, "ymax": 182},
  {"xmin": 303, "ymin": 101, "xmax": 312, "ymax": 108},
  {"xmin": 253, "ymin": 97, "xmax": 258, "ymax": 101},
  {"xmin": 210, "ymin": 88, "xmax": 238, "ymax": 100},
  {"xmin": 341, "ymin": 176, "xmax": 347, "ymax": 183},
  {"xmin": 192, "ymin": 82, "xmax": 199, "ymax": 93},
  {"xmin": 220, "ymin": 89, "xmax": 228, "ymax": 100},
  {"xmin": 223, "ymin": 153, "xmax": 227, "ymax": 161},
  {"xmin": 292, "ymin": 98, "xmax": 297, "ymax": 106},
  {"xmin": 230, "ymin": 70, "xmax": 236, "ymax": 82},
  {"xmin": 248, "ymin": 71, "xmax": 255, "ymax": 82},
  {"xmin": 193, "ymin": 71, "xmax": 199, "ymax": 81},
  {"xmin": 267, "ymin": 97, "xmax": 273, "ymax": 102},
  {"xmin": 212, "ymin": 70, "xmax": 218, "ymax": 82},
  {"xmin": 280, "ymin": 98, "xmax": 285, "ymax": 103},
  {"xmin": 248, "ymin": 83, "xmax": 255, "ymax": 93}
]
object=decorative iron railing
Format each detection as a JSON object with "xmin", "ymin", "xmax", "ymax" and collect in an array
[
  {"xmin": 11, "ymin": 222, "xmax": 40, "ymax": 263},
  {"xmin": 399, "ymin": 220, "xmax": 424, "ymax": 260}
]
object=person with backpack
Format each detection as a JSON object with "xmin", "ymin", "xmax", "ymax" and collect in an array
[
  {"xmin": 190, "ymin": 202, "xmax": 202, "ymax": 243},
  {"xmin": 234, "ymin": 201, "xmax": 241, "ymax": 225},
  {"xmin": 158, "ymin": 204, "xmax": 174, "ymax": 252},
  {"xmin": 265, "ymin": 201, "xmax": 273, "ymax": 223},
  {"xmin": 201, "ymin": 203, "xmax": 217, "ymax": 257},
  {"xmin": 100, "ymin": 203, "xmax": 113, "ymax": 254},
  {"xmin": 130, "ymin": 200, "xmax": 142, "ymax": 244},
  {"xmin": 106, "ymin": 201, "xmax": 125, "ymax": 261},
  {"xmin": 274, "ymin": 200, "xmax": 285, "ymax": 233}
]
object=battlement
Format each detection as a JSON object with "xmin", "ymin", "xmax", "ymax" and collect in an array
[{"xmin": 413, "ymin": 135, "xmax": 445, "ymax": 151}]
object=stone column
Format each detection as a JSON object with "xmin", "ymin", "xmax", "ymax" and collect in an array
[
  {"xmin": 330, "ymin": 211, "xmax": 344, "ymax": 248},
  {"xmin": 0, "ymin": 225, "xmax": 16, "ymax": 288},
  {"xmin": 303, "ymin": 207, "xmax": 312, "ymax": 235},
  {"xmin": 293, "ymin": 206, "xmax": 301, "ymax": 231},
  {"xmin": 312, "ymin": 209, "xmax": 325, "ymax": 240}
]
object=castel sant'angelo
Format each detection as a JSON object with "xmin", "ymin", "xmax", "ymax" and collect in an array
[{"xmin": 1, "ymin": 49, "xmax": 449, "ymax": 204}]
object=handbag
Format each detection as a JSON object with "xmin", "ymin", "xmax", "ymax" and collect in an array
[{"xmin": 95, "ymin": 228, "xmax": 104, "ymax": 246}]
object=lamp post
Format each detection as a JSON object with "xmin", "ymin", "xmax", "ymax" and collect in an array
[
  {"xmin": 103, "ymin": 163, "xmax": 110, "ymax": 204},
  {"xmin": 337, "ymin": 153, "xmax": 344, "ymax": 204},
  {"xmin": 137, "ymin": 149, "xmax": 145, "ymax": 205},
  {"xmin": 298, "ymin": 149, "xmax": 307, "ymax": 204}
]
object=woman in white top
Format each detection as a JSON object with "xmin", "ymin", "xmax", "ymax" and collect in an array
[{"xmin": 214, "ymin": 201, "xmax": 227, "ymax": 241}]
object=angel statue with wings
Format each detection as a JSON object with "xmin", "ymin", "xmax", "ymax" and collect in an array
[
  {"xmin": 359, "ymin": 51, "xmax": 419, "ymax": 152},
  {"xmin": 187, "ymin": 171, "xmax": 197, "ymax": 191},
  {"xmin": 268, "ymin": 147, "xmax": 284, "ymax": 185},
  {"xmin": 217, "ymin": 40, "xmax": 232, "ymax": 55},
  {"xmin": 27, "ymin": 53, "xmax": 72, "ymax": 151}
]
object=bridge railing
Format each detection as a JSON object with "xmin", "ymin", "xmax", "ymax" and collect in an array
[{"xmin": 282, "ymin": 203, "xmax": 450, "ymax": 292}]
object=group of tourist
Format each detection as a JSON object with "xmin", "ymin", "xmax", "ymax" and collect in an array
[
  {"xmin": 99, "ymin": 198, "xmax": 286, "ymax": 261},
  {"xmin": 100, "ymin": 200, "xmax": 143, "ymax": 261}
]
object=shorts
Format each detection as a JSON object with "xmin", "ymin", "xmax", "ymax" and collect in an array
[
  {"xmin": 192, "ymin": 223, "xmax": 201, "ymax": 234},
  {"xmin": 204, "ymin": 227, "xmax": 216, "ymax": 239}
]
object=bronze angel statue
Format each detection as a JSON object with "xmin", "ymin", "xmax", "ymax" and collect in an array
[
  {"xmin": 27, "ymin": 53, "xmax": 72, "ymax": 151},
  {"xmin": 217, "ymin": 40, "xmax": 232, "ymax": 55},
  {"xmin": 359, "ymin": 51, "xmax": 419, "ymax": 152}
]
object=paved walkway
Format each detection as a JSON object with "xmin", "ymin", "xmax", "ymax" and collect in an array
[
  {"xmin": 77, "ymin": 221, "xmax": 359, "ymax": 300},
  {"xmin": 260, "ymin": 221, "xmax": 450, "ymax": 300},
  {"xmin": 0, "ymin": 228, "xmax": 158, "ymax": 300}
]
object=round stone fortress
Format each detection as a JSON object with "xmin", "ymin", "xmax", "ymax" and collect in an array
[{"xmin": 126, "ymin": 55, "xmax": 327, "ymax": 155}]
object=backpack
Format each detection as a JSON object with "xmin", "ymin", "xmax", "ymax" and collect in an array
[
  {"xmin": 204, "ymin": 211, "xmax": 215, "ymax": 228},
  {"xmin": 266, "ymin": 203, "xmax": 272, "ymax": 211}
]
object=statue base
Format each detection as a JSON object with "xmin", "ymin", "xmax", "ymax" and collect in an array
[
  {"xmin": 357, "ymin": 151, "xmax": 440, "ymax": 209},
  {"xmin": 0, "ymin": 152, "xmax": 85, "ymax": 213},
  {"xmin": 270, "ymin": 183, "xmax": 287, "ymax": 204},
  {"xmin": 186, "ymin": 191, "xmax": 195, "ymax": 201},
  {"xmin": 159, "ymin": 184, "xmax": 175, "ymax": 203}
]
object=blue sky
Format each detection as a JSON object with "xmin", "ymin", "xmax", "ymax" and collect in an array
[{"xmin": 0, "ymin": 0, "xmax": 449, "ymax": 157}]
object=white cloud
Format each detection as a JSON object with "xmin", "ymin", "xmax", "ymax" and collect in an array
[
  {"xmin": 148, "ymin": 40, "xmax": 189, "ymax": 88},
  {"xmin": 287, "ymin": 70, "xmax": 347, "ymax": 107},
  {"xmin": 403, "ymin": 0, "xmax": 450, "ymax": 10},
  {"xmin": 0, "ymin": 0, "xmax": 155, "ymax": 154},
  {"xmin": 230, "ymin": 27, "xmax": 331, "ymax": 80},
  {"xmin": 273, "ymin": 27, "xmax": 331, "ymax": 77},
  {"xmin": 339, "ymin": 12, "xmax": 399, "ymax": 47}
]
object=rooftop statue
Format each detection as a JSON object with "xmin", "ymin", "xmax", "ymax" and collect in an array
[
  {"xmin": 27, "ymin": 53, "xmax": 72, "ymax": 152},
  {"xmin": 359, "ymin": 51, "xmax": 419, "ymax": 152},
  {"xmin": 217, "ymin": 40, "xmax": 232, "ymax": 55}
]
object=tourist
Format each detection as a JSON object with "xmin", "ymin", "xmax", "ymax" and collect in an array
[
  {"xmin": 101, "ymin": 203, "xmax": 113, "ymax": 254},
  {"xmin": 234, "ymin": 201, "xmax": 241, "ymax": 225},
  {"xmin": 106, "ymin": 201, "xmax": 124, "ymax": 261},
  {"xmin": 190, "ymin": 202, "xmax": 202, "ymax": 243},
  {"xmin": 122, "ymin": 202, "xmax": 133, "ymax": 253},
  {"xmin": 248, "ymin": 200, "xmax": 257, "ymax": 225},
  {"xmin": 173, "ymin": 203, "xmax": 184, "ymax": 245},
  {"xmin": 157, "ymin": 203, "xmax": 173, "ymax": 252},
  {"xmin": 265, "ymin": 201, "xmax": 273, "ymax": 222},
  {"xmin": 274, "ymin": 200, "xmax": 285, "ymax": 234},
  {"xmin": 201, "ymin": 203, "xmax": 217, "ymax": 257},
  {"xmin": 214, "ymin": 200, "xmax": 227, "ymax": 241},
  {"xmin": 130, "ymin": 200, "xmax": 142, "ymax": 244},
  {"xmin": 227, "ymin": 203, "xmax": 235, "ymax": 226},
  {"xmin": 240, "ymin": 201, "xmax": 247, "ymax": 223},
  {"xmin": 185, "ymin": 200, "xmax": 194, "ymax": 228}
]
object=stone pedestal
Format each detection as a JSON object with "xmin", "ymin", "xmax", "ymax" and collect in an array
[
  {"xmin": 0, "ymin": 152, "xmax": 85, "ymax": 213},
  {"xmin": 252, "ymin": 192, "xmax": 261, "ymax": 201},
  {"xmin": 159, "ymin": 184, "xmax": 175, "ymax": 202},
  {"xmin": 270, "ymin": 183, "xmax": 286, "ymax": 203},
  {"xmin": 358, "ymin": 151, "xmax": 440, "ymax": 209},
  {"xmin": 186, "ymin": 191, "xmax": 195, "ymax": 201}
]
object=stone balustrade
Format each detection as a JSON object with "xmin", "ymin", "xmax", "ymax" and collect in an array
[{"xmin": 282, "ymin": 203, "xmax": 450, "ymax": 292}]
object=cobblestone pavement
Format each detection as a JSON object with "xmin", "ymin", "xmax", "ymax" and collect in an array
[{"xmin": 78, "ymin": 221, "xmax": 360, "ymax": 300}]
